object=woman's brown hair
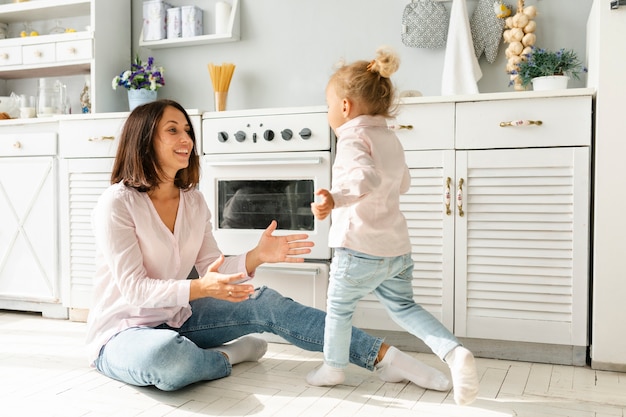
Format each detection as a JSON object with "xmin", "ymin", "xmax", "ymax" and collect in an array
[{"xmin": 110, "ymin": 99, "xmax": 200, "ymax": 191}]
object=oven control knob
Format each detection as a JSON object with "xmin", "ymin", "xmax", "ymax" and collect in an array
[
  {"xmin": 217, "ymin": 131, "xmax": 228, "ymax": 142},
  {"xmin": 234, "ymin": 131, "xmax": 246, "ymax": 142},
  {"xmin": 281, "ymin": 129, "xmax": 293, "ymax": 140},
  {"xmin": 263, "ymin": 130, "xmax": 275, "ymax": 141},
  {"xmin": 299, "ymin": 128, "xmax": 312, "ymax": 140}
]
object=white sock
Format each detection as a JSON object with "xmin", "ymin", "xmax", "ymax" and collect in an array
[
  {"xmin": 376, "ymin": 346, "xmax": 451, "ymax": 391},
  {"xmin": 306, "ymin": 363, "xmax": 346, "ymax": 386},
  {"xmin": 211, "ymin": 335, "xmax": 268, "ymax": 365},
  {"xmin": 445, "ymin": 346, "xmax": 479, "ymax": 406}
]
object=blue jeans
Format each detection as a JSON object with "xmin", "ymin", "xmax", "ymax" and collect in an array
[
  {"xmin": 324, "ymin": 248, "xmax": 460, "ymax": 368},
  {"xmin": 94, "ymin": 286, "xmax": 382, "ymax": 391}
]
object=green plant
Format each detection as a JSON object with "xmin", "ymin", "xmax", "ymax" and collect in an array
[
  {"xmin": 112, "ymin": 55, "xmax": 165, "ymax": 91},
  {"xmin": 511, "ymin": 47, "xmax": 586, "ymax": 88}
]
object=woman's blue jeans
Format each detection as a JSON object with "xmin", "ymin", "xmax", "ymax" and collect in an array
[
  {"xmin": 324, "ymin": 248, "xmax": 460, "ymax": 369},
  {"xmin": 94, "ymin": 286, "xmax": 382, "ymax": 391}
]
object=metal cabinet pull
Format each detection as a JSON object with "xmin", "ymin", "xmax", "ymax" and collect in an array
[
  {"xmin": 457, "ymin": 178, "xmax": 464, "ymax": 217},
  {"xmin": 499, "ymin": 119, "xmax": 543, "ymax": 127},
  {"xmin": 388, "ymin": 124, "xmax": 413, "ymax": 131},
  {"xmin": 88, "ymin": 135, "xmax": 115, "ymax": 142},
  {"xmin": 444, "ymin": 177, "xmax": 451, "ymax": 215}
]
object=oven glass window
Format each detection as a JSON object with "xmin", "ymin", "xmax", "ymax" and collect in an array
[{"xmin": 217, "ymin": 180, "xmax": 315, "ymax": 230}]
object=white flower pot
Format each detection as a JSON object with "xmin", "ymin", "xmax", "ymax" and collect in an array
[
  {"xmin": 127, "ymin": 89, "xmax": 157, "ymax": 111},
  {"xmin": 531, "ymin": 75, "xmax": 569, "ymax": 91}
]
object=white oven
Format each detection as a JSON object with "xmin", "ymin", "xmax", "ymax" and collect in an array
[{"xmin": 200, "ymin": 106, "xmax": 332, "ymax": 310}]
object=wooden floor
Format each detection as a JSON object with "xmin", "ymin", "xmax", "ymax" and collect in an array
[{"xmin": 1, "ymin": 310, "xmax": 624, "ymax": 417}]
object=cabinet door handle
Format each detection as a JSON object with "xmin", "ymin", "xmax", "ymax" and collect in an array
[
  {"xmin": 388, "ymin": 124, "xmax": 413, "ymax": 131},
  {"xmin": 444, "ymin": 177, "xmax": 452, "ymax": 215},
  {"xmin": 457, "ymin": 178, "xmax": 464, "ymax": 217},
  {"xmin": 88, "ymin": 135, "xmax": 115, "ymax": 142},
  {"xmin": 499, "ymin": 119, "xmax": 543, "ymax": 127}
]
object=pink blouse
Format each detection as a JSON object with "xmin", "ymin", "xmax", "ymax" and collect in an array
[
  {"xmin": 328, "ymin": 115, "xmax": 412, "ymax": 257},
  {"xmin": 85, "ymin": 182, "xmax": 250, "ymax": 365}
]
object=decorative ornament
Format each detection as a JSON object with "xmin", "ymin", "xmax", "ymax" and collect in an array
[{"xmin": 503, "ymin": 0, "xmax": 537, "ymax": 90}]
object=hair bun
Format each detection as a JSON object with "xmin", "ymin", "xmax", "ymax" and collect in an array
[{"xmin": 368, "ymin": 46, "xmax": 400, "ymax": 78}]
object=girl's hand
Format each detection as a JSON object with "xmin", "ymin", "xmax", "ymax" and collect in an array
[
  {"xmin": 246, "ymin": 220, "xmax": 314, "ymax": 272},
  {"xmin": 190, "ymin": 255, "xmax": 254, "ymax": 302},
  {"xmin": 311, "ymin": 188, "xmax": 334, "ymax": 220}
]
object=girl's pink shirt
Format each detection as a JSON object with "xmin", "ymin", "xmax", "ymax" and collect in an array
[
  {"xmin": 329, "ymin": 115, "xmax": 412, "ymax": 257},
  {"xmin": 85, "ymin": 182, "xmax": 250, "ymax": 365}
]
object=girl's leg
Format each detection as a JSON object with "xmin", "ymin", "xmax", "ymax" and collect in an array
[
  {"xmin": 374, "ymin": 253, "xmax": 479, "ymax": 405},
  {"xmin": 95, "ymin": 327, "xmax": 231, "ymax": 391}
]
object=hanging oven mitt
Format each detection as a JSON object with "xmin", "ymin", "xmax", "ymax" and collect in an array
[
  {"xmin": 401, "ymin": 0, "xmax": 449, "ymax": 49},
  {"xmin": 470, "ymin": 0, "xmax": 511, "ymax": 63}
]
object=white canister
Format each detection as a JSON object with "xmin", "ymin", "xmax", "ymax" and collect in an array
[
  {"xmin": 181, "ymin": 5, "xmax": 203, "ymax": 37},
  {"xmin": 166, "ymin": 7, "xmax": 181, "ymax": 39},
  {"xmin": 215, "ymin": 2, "xmax": 231, "ymax": 34}
]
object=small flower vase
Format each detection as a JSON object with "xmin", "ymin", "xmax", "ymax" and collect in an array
[
  {"xmin": 127, "ymin": 88, "xmax": 157, "ymax": 111},
  {"xmin": 531, "ymin": 75, "xmax": 569, "ymax": 91}
]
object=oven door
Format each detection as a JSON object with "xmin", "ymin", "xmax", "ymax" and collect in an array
[{"xmin": 200, "ymin": 151, "xmax": 331, "ymax": 260}]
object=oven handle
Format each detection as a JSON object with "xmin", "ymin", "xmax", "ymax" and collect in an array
[
  {"xmin": 255, "ymin": 265, "xmax": 321, "ymax": 276},
  {"xmin": 205, "ymin": 157, "xmax": 322, "ymax": 166}
]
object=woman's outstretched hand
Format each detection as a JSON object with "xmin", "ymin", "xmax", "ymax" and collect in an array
[
  {"xmin": 246, "ymin": 220, "xmax": 314, "ymax": 272},
  {"xmin": 190, "ymin": 254, "xmax": 254, "ymax": 302}
]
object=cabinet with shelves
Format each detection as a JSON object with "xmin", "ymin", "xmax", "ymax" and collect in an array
[
  {"xmin": 0, "ymin": 0, "xmax": 130, "ymax": 113},
  {"xmin": 138, "ymin": 0, "xmax": 239, "ymax": 49},
  {"xmin": 352, "ymin": 91, "xmax": 592, "ymax": 364}
]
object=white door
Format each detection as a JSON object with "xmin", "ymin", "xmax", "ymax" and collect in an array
[
  {"xmin": 454, "ymin": 147, "xmax": 590, "ymax": 346},
  {"xmin": 60, "ymin": 158, "xmax": 114, "ymax": 309},
  {"xmin": 0, "ymin": 157, "xmax": 58, "ymax": 304}
]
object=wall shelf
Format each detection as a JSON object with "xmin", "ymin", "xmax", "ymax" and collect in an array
[{"xmin": 139, "ymin": 0, "xmax": 239, "ymax": 50}]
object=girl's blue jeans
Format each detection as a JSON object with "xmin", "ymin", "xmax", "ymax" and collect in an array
[
  {"xmin": 94, "ymin": 286, "xmax": 382, "ymax": 391},
  {"xmin": 324, "ymin": 248, "xmax": 460, "ymax": 369}
]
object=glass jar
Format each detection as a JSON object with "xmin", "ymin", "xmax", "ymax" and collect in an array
[{"xmin": 36, "ymin": 78, "xmax": 62, "ymax": 117}]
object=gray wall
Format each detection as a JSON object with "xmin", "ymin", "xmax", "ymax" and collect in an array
[{"xmin": 132, "ymin": 0, "xmax": 593, "ymax": 112}]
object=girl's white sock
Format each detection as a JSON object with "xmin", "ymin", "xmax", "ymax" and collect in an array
[
  {"xmin": 306, "ymin": 363, "xmax": 346, "ymax": 386},
  {"xmin": 445, "ymin": 346, "xmax": 479, "ymax": 405},
  {"xmin": 211, "ymin": 335, "xmax": 268, "ymax": 365},
  {"xmin": 376, "ymin": 346, "xmax": 451, "ymax": 391}
]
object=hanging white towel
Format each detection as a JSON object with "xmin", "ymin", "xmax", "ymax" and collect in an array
[{"xmin": 441, "ymin": 0, "xmax": 483, "ymax": 95}]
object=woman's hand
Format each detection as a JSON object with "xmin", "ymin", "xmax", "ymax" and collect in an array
[
  {"xmin": 190, "ymin": 255, "xmax": 254, "ymax": 302},
  {"xmin": 310, "ymin": 188, "xmax": 334, "ymax": 220},
  {"xmin": 245, "ymin": 220, "xmax": 314, "ymax": 272}
]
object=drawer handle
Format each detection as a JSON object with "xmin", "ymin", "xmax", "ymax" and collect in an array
[
  {"xmin": 0, "ymin": 53, "xmax": 8, "ymax": 60},
  {"xmin": 68, "ymin": 47, "xmax": 77, "ymax": 54},
  {"xmin": 88, "ymin": 135, "xmax": 115, "ymax": 142},
  {"xmin": 34, "ymin": 50, "xmax": 43, "ymax": 58},
  {"xmin": 499, "ymin": 120, "xmax": 543, "ymax": 127},
  {"xmin": 457, "ymin": 178, "xmax": 464, "ymax": 217},
  {"xmin": 444, "ymin": 177, "xmax": 452, "ymax": 216},
  {"xmin": 13, "ymin": 141, "xmax": 22, "ymax": 149},
  {"xmin": 388, "ymin": 124, "xmax": 413, "ymax": 131}
]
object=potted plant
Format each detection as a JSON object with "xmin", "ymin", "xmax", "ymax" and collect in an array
[
  {"xmin": 112, "ymin": 55, "xmax": 165, "ymax": 110},
  {"xmin": 511, "ymin": 46, "xmax": 586, "ymax": 91}
]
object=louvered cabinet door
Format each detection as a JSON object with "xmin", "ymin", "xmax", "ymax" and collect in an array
[
  {"xmin": 454, "ymin": 147, "xmax": 590, "ymax": 346},
  {"xmin": 352, "ymin": 150, "xmax": 456, "ymax": 332},
  {"xmin": 60, "ymin": 158, "xmax": 114, "ymax": 311}
]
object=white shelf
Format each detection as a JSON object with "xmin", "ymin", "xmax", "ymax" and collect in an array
[
  {"xmin": 139, "ymin": 0, "xmax": 239, "ymax": 49},
  {"xmin": 0, "ymin": 0, "xmax": 91, "ymax": 23}
]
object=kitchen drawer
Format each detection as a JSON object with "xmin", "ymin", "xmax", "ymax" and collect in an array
[
  {"xmin": 59, "ymin": 118, "xmax": 125, "ymax": 158},
  {"xmin": 0, "ymin": 132, "xmax": 56, "ymax": 156},
  {"xmin": 56, "ymin": 39, "xmax": 92, "ymax": 62},
  {"xmin": 22, "ymin": 42, "xmax": 56, "ymax": 65},
  {"xmin": 392, "ymin": 102, "xmax": 455, "ymax": 151},
  {"xmin": 0, "ymin": 45, "xmax": 22, "ymax": 66},
  {"xmin": 456, "ymin": 95, "xmax": 592, "ymax": 149}
]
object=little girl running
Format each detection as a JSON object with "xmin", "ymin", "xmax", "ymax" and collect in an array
[{"xmin": 307, "ymin": 47, "xmax": 480, "ymax": 406}]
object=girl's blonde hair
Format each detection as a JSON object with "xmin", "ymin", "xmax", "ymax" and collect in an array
[{"xmin": 329, "ymin": 46, "xmax": 400, "ymax": 118}]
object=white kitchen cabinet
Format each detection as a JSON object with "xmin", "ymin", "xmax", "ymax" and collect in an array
[
  {"xmin": 353, "ymin": 91, "xmax": 592, "ymax": 361},
  {"xmin": 0, "ymin": 126, "xmax": 66, "ymax": 318},
  {"xmin": 0, "ymin": 0, "xmax": 130, "ymax": 113}
]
